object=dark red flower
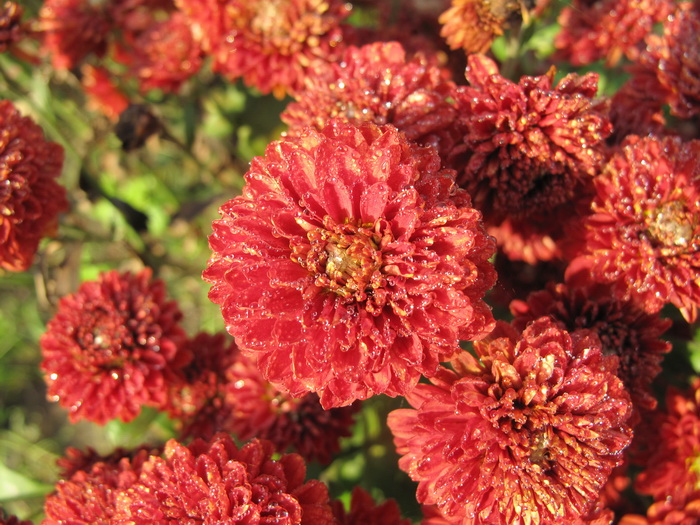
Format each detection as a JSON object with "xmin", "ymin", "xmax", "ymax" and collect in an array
[
  {"xmin": 0, "ymin": 2, "xmax": 24, "ymax": 53},
  {"xmin": 0, "ymin": 100, "xmax": 68, "ymax": 272},
  {"xmin": 450, "ymin": 54, "xmax": 611, "ymax": 263},
  {"xmin": 0, "ymin": 510, "xmax": 31, "ymax": 525},
  {"xmin": 554, "ymin": 0, "xmax": 672, "ymax": 66},
  {"xmin": 114, "ymin": 435, "xmax": 336, "ymax": 524},
  {"xmin": 638, "ymin": 2, "xmax": 700, "ymax": 120},
  {"xmin": 567, "ymin": 135, "xmax": 700, "ymax": 322},
  {"xmin": 332, "ymin": 486, "xmax": 411, "ymax": 525},
  {"xmin": 177, "ymin": 0, "xmax": 351, "ymax": 98},
  {"xmin": 510, "ymin": 271, "xmax": 672, "ymax": 422},
  {"xmin": 40, "ymin": 269, "xmax": 190, "ymax": 424},
  {"xmin": 204, "ymin": 120, "xmax": 496, "ymax": 408},
  {"xmin": 224, "ymin": 351, "xmax": 360, "ymax": 464},
  {"xmin": 129, "ymin": 11, "xmax": 202, "ymax": 93},
  {"xmin": 388, "ymin": 317, "xmax": 633, "ymax": 524},
  {"xmin": 282, "ymin": 41, "xmax": 459, "ymax": 160},
  {"xmin": 39, "ymin": 0, "xmax": 112, "ymax": 69},
  {"xmin": 439, "ymin": 0, "xmax": 526, "ymax": 54},
  {"xmin": 166, "ymin": 331, "xmax": 240, "ymax": 440},
  {"xmin": 44, "ymin": 447, "xmax": 152, "ymax": 525},
  {"xmin": 635, "ymin": 380, "xmax": 700, "ymax": 505}
]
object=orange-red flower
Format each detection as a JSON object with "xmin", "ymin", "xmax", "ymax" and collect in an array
[
  {"xmin": 282, "ymin": 41, "xmax": 458, "ymax": 160},
  {"xmin": 0, "ymin": 100, "xmax": 68, "ymax": 272},
  {"xmin": 129, "ymin": 11, "xmax": 202, "ymax": 93},
  {"xmin": 567, "ymin": 135, "xmax": 700, "ymax": 322},
  {"xmin": 439, "ymin": 0, "xmax": 526, "ymax": 54},
  {"xmin": 554, "ymin": 0, "xmax": 672, "ymax": 66},
  {"xmin": 0, "ymin": 2, "xmax": 24, "ymax": 53},
  {"xmin": 114, "ymin": 435, "xmax": 336, "ymax": 524},
  {"xmin": 176, "ymin": 0, "xmax": 351, "ymax": 98},
  {"xmin": 40, "ymin": 269, "xmax": 190, "ymax": 424},
  {"xmin": 450, "ymin": 54, "xmax": 611, "ymax": 263},
  {"xmin": 388, "ymin": 317, "xmax": 633, "ymax": 524},
  {"xmin": 39, "ymin": 0, "xmax": 112, "ymax": 69},
  {"xmin": 205, "ymin": 120, "xmax": 496, "ymax": 408}
]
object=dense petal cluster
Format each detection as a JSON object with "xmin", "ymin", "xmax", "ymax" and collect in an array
[
  {"xmin": 637, "ymin": 2, "xmax": 700, "ymax": 119},
  {"xmin": 205, "ymin": 120, "xmax": 496, "ymax": 408},
  {"xmin": 568, "ymin": 136, "xmax": 700, "ymax": 322},
  {"xmin": 130, "ymin": 11, "xmax": 202, "ymax": 93},
  {"xmin": 554, "ymin": 0, "xmax": 672, "ymax": 66},
  {"xmin": 44, "ymin": 447, "xmax": 152, "ymax": 525},
  {"xmin": 388, "ymin": 317, "xmax": 633, "ymax": 524},
  {"xmin": 510, "ymin": 272, "xmax": 672, "ymax": 420},
  {"xmin": 439, "ymin": 0, "xmax": 524, "ymax": 54},
  {"xmin": 114, "ymin": 435, "xmax": 336, "ymax": 524},
  {"xmin": 0, "ymin": 100, "xmax": 68, "ymax": 271},
  {"xmin": 332, "ymin": 487, "xmax": 411, "ymax": 525},
  {"xmin": 40, "ymin": 269, "xmax": 190, "ymax": 424},
  {"xmin": 177, "ymin": 0, "xmax": 351, "ymax": 98},
  {"xmin": 450, "ymin": 54, "xmax": 611, "ymax": 262},
  {"xmin": 282, "ymin": 41, "xmax": 458, "ymax": 159}
]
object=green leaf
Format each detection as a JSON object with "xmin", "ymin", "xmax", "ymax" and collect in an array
[{"xmin": 0, "ymin": 462, "xmax": 53, "ymax": 502}]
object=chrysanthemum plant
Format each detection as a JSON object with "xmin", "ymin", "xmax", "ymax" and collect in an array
[{"xmin": 1, "ymin": 0, "xmax": 699, "ymax": 523}]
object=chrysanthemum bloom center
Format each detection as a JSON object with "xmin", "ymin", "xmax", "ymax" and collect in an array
[
  {"xmin": 645, "ymin": 200, "xmax": 697, "ymax": 255},
  {"xmin": 296, "ymin": 218, "xmax": 385, "ymax": 304}
]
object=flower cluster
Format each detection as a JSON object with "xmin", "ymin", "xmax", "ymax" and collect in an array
[{"xmin": 205, "ymin": 119, "xmax": 496, "ymax": 408}]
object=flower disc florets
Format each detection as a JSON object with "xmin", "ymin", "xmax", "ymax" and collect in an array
[
  {"xmin": 568, "ymin": 135, "xmax": 700, "ymax": 322},
  {"xmin": 40, "ymin": 269, "xmax": 190, "ymax": 424},
  {"xmin": 388, "ymin": 317, "xmax": 633, "ymax": 524},
  {"xmin": 0, "ymin": 100, "xmax": 68, "ymax": 272},
  {"xmin": 205, "ymin": 120, "xmax": 496, "ymax": 408}
]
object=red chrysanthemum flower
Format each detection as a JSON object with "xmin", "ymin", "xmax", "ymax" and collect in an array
[
  {"xmin": 114, "ymin": 435, "xmax": 336, "ymax": 524},
  {"xmin": 567, "ymin": 135, "xmax": 700, "ymax": 322},
  {"xmin": 388, "ymin": 317, "xmax": 633, "ymax": 524},
  {"xmin": 638, "ymin": 2, "xmax": 700, "ymax": 120},
  {"xmin": 282, "ymin": 41, "xmax": 458, "ymax": 160},
  {"xmin": 39, "ymin": 0, "xmax": 112, "ymax": 69},
  {"xmin": 510, "ymin": 271, "xmax": 672, "ymax": 422},
  {"xmin": 129, "ymin": 11, "xmax": 202, "ymax": 93},
  {"xmin": 635, "ymin": 380, "xmax": 700, "ymax": 505},
  {"xmin": 44, "ymin": 447, "xmax": 152, "ymax": 525},
  {"xmin": 620, "ymin": 490, "xmax": 700, "ymax": 525},
  {"xmin": 450, "ymin": 54, "xmax": 611, "ymax": 263},
  {"xmin": 166, "ymin": 331, "xmax": 240, "ymax": 440},
  {"xmin": 40, "ymin": 268, "xmax": 190, "ymax": 424},
  {"xmin": 0, "ymin": 100, "xmax": 68, "ymax": 272},
  {"xmin": 0, "ymin": 2, "xmax": 24, "ymax": 53},
  {"xmin": 204, "ymin": 120, "xmax": 496, "ymax": 408},
  {"xmin": 81, "ymin": 65, "xmax": 130, "ymax": 122},
  {"xmin": 225, "ymin": 351, "xmax": 360, "ymax": 464},
  {"xmin": 332, "ymin": 487, "xmax": 411, "ymax": 525},
  {"xmin": 177, "ymin": 0, "xmax": 351, "ymax": 98},
  {"xmin": 439, "ymin": 0, "xmax": 527, "ymax": 54},
  {"xmin": 554, "ymin": 0, "xmax": 672, "ymax": 66}
]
